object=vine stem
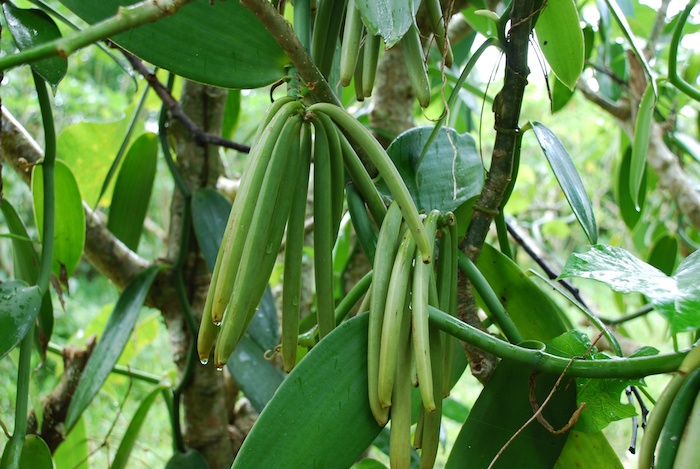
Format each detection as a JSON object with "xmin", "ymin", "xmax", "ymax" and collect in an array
[
  {"xmin": 428, "ymin": 306, "xmax": 691, "ymax": 379},
  {"xmin": 0, "ymin": 0, "xmax": 192, "ymax": 72}
]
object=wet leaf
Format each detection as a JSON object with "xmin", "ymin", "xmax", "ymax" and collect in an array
[{"xmin": 0, "ymin": 281, "xmax": 42, "ymax": 360}]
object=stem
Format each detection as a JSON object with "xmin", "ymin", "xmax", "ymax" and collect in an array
[
  {"xmin": 668, "ymin": 0, "xmax": 700, "ymax": 102},
  {"xmin": 12, "ymin": 324, "xmax": 34, "ymax": 439},
  {"xmin": 428, "ymin": 306, "xmax": 690, "ymax": 379},
  {"xmin": 457, "ymin": 252, "xmax": 522, "ymax": 344},
  {"xmin": 159, "ymin": 74, "xmax": 191, "ymax": 198},
  {"xmin": 239, "ymin": 0, "xmax": 341, "ymax": 106},
  {"xmin": 33, "ymin": 71, "xmax": 55, "ymax": 296},
  {"xmin": 0, "ymin": 0, "xmax": 192, "ymax": 72}
]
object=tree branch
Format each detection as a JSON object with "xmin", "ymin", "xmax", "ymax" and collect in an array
[
  {"xmin": 239, "ymin": 0, "xmax": 341, "ymax": 106},
  {"xmin": 1, "ymin": 106, "xmax": 150, "ymax": 290},
  {"xmin": 117, "ymin": 47, "xmax": 251, "ymax": 153}
]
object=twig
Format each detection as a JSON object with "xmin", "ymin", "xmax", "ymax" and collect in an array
[
  {"xmin": 577, "ymin": 80, "xmax": 631, "ymax": 120},
  {"xmin": 505, "ymin": 220, "xmax": 589, "ymax": 309},
  {"xmin": 118, "ymin": 47, "xmax": 250, "ymax": 153}
]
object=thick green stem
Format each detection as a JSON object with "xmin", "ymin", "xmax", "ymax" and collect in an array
[
  {"xmin": 0, "ymin": 0, "xmax": 192, "ymax": 72},
  {"xmin": 668, "ymin": 0, "xmax": 700, "ymax": 102},
  {"xmin": 429, "ymin": 306, "xmax": 690, "ymax": 379}
]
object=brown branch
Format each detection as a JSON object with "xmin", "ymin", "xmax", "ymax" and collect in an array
[
  {"xmin": 117, "ymin": 46, "xmax": 251, "ymax": 153},
  {"xmin": 577, "ymin": 80, "xmax": 631, "ymax": 120},
  {"xmin": 239, "ymin": 0, "xmax": 341, "ymax": 107},
  {"xmin": 1, "ymin": 106, "xmax": 151, "ymax": 290}
]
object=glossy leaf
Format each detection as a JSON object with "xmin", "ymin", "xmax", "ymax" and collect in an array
[
  {"xmin": 535, "ymin": 0, "xmax": 584, "ymax": 89},
  {"xmin": 647, "ymin": 234, "xmax": 677, "ymax": 276},
  {"xmin": 475, "ymin": 243, "xmax": 569, "ymax": 341},
  {"xmin": 65, "ymin": 265, "xmax": 162, "ymax": 431},
  {"xmin": 233, "ymin": 314, "xmax": 383, "ymax": 468},
  {"xmin": 2, "ymin": 2, "xmax": 66, "ymax": 90},
  {"xmin": 164, "ymin": 449, "xmax": 209, "ymax": 469},
  {"xmin": 107, "ymin": 132, "xmax": 158, "ymax": 252},
  {"xmin": 58, "ymin": 118, "xmax": 129, "ymax": 208},
  {"xmin": 561, "ymin": 245, "xmax": 700, "ymax": 333},
  {"xmin": 191, "ymin": 188, "xmax": 232, "ymax": 271},
  {"xmin": 1, "ymin": 201, "xmax": 53, "ymax": 356},
  {"xmin": 531, "ymin": 122, "xmax": 598, "ymax": 244},
  {"xmin": 630, "ymin": 83, "xmax": 654, "ymax": 209},
  {"xmin": 551, "ymin": 74, "xmax": 575, "ymax": 113},
  {"xmin": 0, "ymin": 281, "xmax": 42, "ymax": 360},
  {"xmin": 112, "ymin": 385, "xmax": 167, "ymax": 469},
  {"xmin": 57, "ymin": 0, "xmax": 287, "ymax": 89},
  {"xmin": 446, "ymin": 358, "xmax": 576, "ymax": 468},
  {"xmin": 380, "ymin": 126, "xmax": 484, "ymax": 213},
  {"xmin": 615, "ymin": 146, "xmax": 645, "ymax": 230},
  {"xmin": 553, "ymin": 431, "xmax": 623, "ymax": 469},
  {"xmin": 32, "ymin": 160, "xmax": 86, "ymax": 279},
  {"xmin": 54, "ymin": 417, "xmax": 88, "ymax": 469},
  {"xmin": 547, "ymin": 331, "xmax": 638, "ymax": 433},
  {"xmin": 355, "ymin": 0, "xmax": 419, "ymax": 47},
  {"xmin": 18, "ymin": 435, "xmax": 53, "ymax": 469}
]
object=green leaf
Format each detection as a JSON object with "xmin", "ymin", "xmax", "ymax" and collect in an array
[
  {"xmin": 547, "ymin": 331, "xmax": 637, "ymax": 433},
  {"xmin": 648, "ymin": 234, "xmax": 678, "ymax": 276},
  {"xmin": 531, "ymin": 122, "xmax": 598, "ymax": 244},
  {"xmin": 615, "ymin": 146, "xmax": 646, "ymax": 230},
  {"xmin": 461, "ymin": 6, "xmax": 499, "ymax": 38},
  {"xmin": 2, "ymin": 2, "xmax": 67, "ymax": 90},
  {"xmin": 535, "ymin": 0, "xmax": 584, "ymax": 90},
  {"xmin": 64, "ymin": 265, "xmax": 162, "ymax": 431},
  {"xmin": 0, "ymin": 281, "xmax": 42, "ymax": 360},
  {"xmin": 476, "ymin": 244, "xmax": 569, "ymax": 341},
  {"xmin": 18, "ymin": 435, "xmax": 53, "ymax": 469},
  {"xmin": 107, "ymin": 132, "xmax": 158, "ymax": 252},
  {"xmin": 57, "ymin": 0, "xmax": 287, "ymax": 89},
  {"xmin": 561, "ymin": 245, "xmax": 700, "ymax": 333},
  {"xmin": 630, "ymin": 83, "xmax": 654, "ymax": 209},
  {"xmin": 380, "ymin": 126, "xmax": 484, "ymax": 213},
  {"xmin": 553, "ymin": 430, "xmax": 623, "ymax": 468},
  {"xmin": 112, "ymin": 385, "xmax": 167, "ymax": 469},
  {"xmin": 551, "ymin": 74, "xmax": 575, "ymax": 113},
  {"xmin": 233, "ymin": 314, "xmax": 383, "ymax": 468},
  {"xmin": 32, "ymin": 160, "xmax": 86, "ymax": 279},
  {"xmin": 353, "ymin": 459, "xmax": 388, "ymax": 469},
  {"xmin": 355, "ymin": 0, "xmax": 419, "ymax": 47},
  {"xmin": 57, "ymin": 118, "xmax": 129, "ymax": 208},
  {"xmin": 1, "ymin": 200, "xmax": 54, "ymax": 357},
  {"xmin": 54, "ymin": 417, "xmax": 88, "ymax": 469},
  {"xmin": 165, "ymin": 449, "xmax": 209, "ymax": 469},
  {"xmin": 447, "ymin": 358, "xmax": 576, "ymax": 469},
  {"xmin": 191, "ymin": 188, "xmax": 232, "ymax": 272}
]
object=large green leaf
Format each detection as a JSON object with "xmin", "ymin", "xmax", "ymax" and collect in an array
[
  {"xmin": 531, "ymin": 122, "xmax": 598, "ymax": 244},
  {"xmin": 164, "ymin": 449, "xmax": 209, "ymax": 469},
  {"xmin": 380, "ymin": 126, "xmax": 484, "ymax": 213},
  {"xmin": 615, "ymin": 146, "xmax": 646, "ymax": 230},
  {"xmin": 112, "ymin": 385, "xmax": 167, "ymax": 469},
  {"xmin": 0, "ymin": 281, "xmax": 42, "ymax": 360},
  {"xmin": 191, "ymin": 188, "xmax": 232, "ymax": 272},
  {"xmin": 1, "ymin": 200, "xmax": 54, "ymax": 356},
  {"xmin": 54, "ymin": 417, "xmax": 88, "ymax": 469},
  {"xmin": 446, "ymin": 358, "xmax": 576, "ymax": 469},
  {"xmin": 475, "ymin": 243, "xmax": 569, "ymax": 341},
  {"xmin": 32, "ymin": 160, "xmax": 86, "ymax": 279},
  {"xmin": 233, "ymin": 314, "xmax": 383, "ymax": 468},
  {"xmin": 647, "ymin": 234, "xmax": 678, "ymax": 276},
  {"xmin": 355, "ymin": 0, "xmax": 419, "ymax": 47},
  {"xmin": 553, "ymin": 431, "xmax": 623, "ymax": 469},
  {"xmin": 535, "ymin": 0, "xmax": 584, "ymax": 89},
  {"xmin": 64, "ymin": 265, "xmax": 162, "ymax": 431},
  {"xmin": 560, "ymin": 245, "xmax": 700, "ymax": 333},
  {"xmin": 107, "ymin": 132, "xmax": 158, "ymax": 252},
  {"xmin": 18, "ymin": 435, "xmax": 53, "ymax": 469},
  {"xmin": 58, "ymin": 118, "xmax": 129, "ymax": 208},
  {"xmin": 57, "ymin": 0, "xmax": 287, "ymax": 89},
  {"xmin": 2, "ymin": 2, "xmax": 66, "ymax": 90}
]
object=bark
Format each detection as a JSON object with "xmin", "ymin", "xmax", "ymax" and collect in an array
[{"xmin": 162, "ymin": 80, "xmax": 234, "ymax": 468}]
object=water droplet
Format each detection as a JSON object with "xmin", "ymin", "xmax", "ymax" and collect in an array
[
  {"xmin": 213, "ymin": 320, "xmax": 222, "ymax": 327},
  {"xmin": 200, "ymin": 358, "xmax": 209, "ymax": 365},
  {"xmin": 215, "ymin": 365, "xmax": 224, "ymax": 372}
]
